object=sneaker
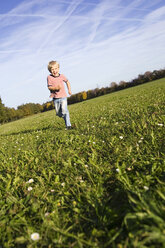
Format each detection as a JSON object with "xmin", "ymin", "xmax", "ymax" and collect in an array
[{"xmin": 66, "ymin": 126, "xmax": 73, "ymax": 130}]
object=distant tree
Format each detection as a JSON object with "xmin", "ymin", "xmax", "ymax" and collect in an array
[
  {"xmin": 86, "ymin": 90, "xmax": 93, "ymax": 99},
  {"xmin": 5, "ymin": 107, "xmax": 17, "ymax": 121},
  {"xmin": 0, "ymin": 97, "xmax": 6, "ymax": 123},
  {"xmin": 110, "ymin": 82, "xmax": 117, "ymax": 88},
  {"xmin": 137, "ymin": 74, "xmax": 145, "ymax": 84},
  {"xmin": 119, "ymin": 81, "xmax": 127, "ymax": 86},
  {"xmin": 144, "ymin": 71, "xmax": 153, "ymax": 81},
  {"xmin": 82, "ymin": 91, "xmax": 87, "ymax": 100}
]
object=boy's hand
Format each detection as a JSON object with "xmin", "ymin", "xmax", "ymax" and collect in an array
[
  {"xmin": 49, "ymin": 85, "xmax": 61, "ymax": 92},
  {"xmin": 68, "ymin": 90, "xmax": 72, "ymax": 95}
]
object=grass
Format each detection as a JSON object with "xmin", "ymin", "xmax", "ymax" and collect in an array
[{"xmin": 0, "ymin": 78, "xmax": 165, "ymax": 248}]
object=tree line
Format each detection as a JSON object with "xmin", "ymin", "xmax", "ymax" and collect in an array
[{"xmin": 0, "ymin": 68, "xmax": 165, "ymax": 124}]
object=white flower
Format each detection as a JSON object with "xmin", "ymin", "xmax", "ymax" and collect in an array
[
  {"xmin": 27, "ymin": 178, "xmax": 34, "ymax": 184},
  {"xmin": 144, "ymin": 186, "xmax": 149, "ymax": 191},
  {"xmin": 50, "ymin": 189, "xmax": 55, "ymax": 192},
  {"xmin": 116, "ymin": 168, "xmax": 119, "ymax": 172},
  {"xmin": 61, "ymin": 182, "xmax": 65, "ymax": 187},
  {"xmin": 28, "ymin": 186, "xmax": 33, "ymax": 191},
  {"xmin": 84, "ymin": 164, "xmax": 88, "ymax": 168},
  {"xmin": 93, "ymin": 142, "xmax": 95, "ymax": 144},
  {"xmin": 31, "ymin": 232, "xmax": 40, "ymax": 241},
  {"xmin": 157, "ymin": 123, "xmax": 163, "ymax": 127},
  {"xmin": 119, "ymin": 136, "xmax": 123, "ymax": 139},
  {"xmin": 77, "ymin": 176, "xmax": 84, "ymax": 182},
  {"xmin": 45, "ymin": 212, "xmax": 50, "ymax": 217}
]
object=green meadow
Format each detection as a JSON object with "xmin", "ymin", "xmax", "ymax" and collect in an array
[{"xmin": 0, "ymin": 78, "xmax": 165, "ymax": 248}]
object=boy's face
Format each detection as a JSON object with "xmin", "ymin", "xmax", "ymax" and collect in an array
[{"xmin": 51, "ymin": 64, "xmax": 59, "ymax": 76}]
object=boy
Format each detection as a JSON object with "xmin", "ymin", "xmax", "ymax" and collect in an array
[{"xmin": 47, "ymin": 60, "xmax": 72, "ymax": 129}]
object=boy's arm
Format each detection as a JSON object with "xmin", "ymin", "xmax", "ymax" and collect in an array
[
  {"xmin": 48, "ymin": 85, "xmax": 60, "ymax": 90},
  {"xmin": 66, "ymin": 80, "xmax": 72, "ymax": 95},
  {"xmin": 48, "ymin": 85, "xmax": 61, "ymax": 91}
]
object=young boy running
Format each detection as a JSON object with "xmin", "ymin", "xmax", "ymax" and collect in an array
[{"xmin": 47, "ymin": 61, "xmax": 72, "ymax": 129}]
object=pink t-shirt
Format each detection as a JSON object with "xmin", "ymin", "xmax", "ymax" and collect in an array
[{"xmin": 47, "ymin": 74, "xmax": 68, "ymax": 98}]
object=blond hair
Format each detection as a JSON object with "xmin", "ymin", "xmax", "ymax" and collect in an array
[{"xmin": 47, "ymin": 61, "xmax": 59, "ymax": 72}]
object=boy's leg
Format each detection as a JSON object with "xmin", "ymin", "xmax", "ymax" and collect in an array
[
  {"xmin": 61, "ymin": 98, "xmax": 71, "ymax": 127},
  {"xmin": 53, "ymin": 98, "xmax": 62, "ymax": 117}
]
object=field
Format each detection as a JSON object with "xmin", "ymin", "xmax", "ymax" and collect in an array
[{"xmin": 0, "ymin": 78, "xmax": 165, "ymax": 248}]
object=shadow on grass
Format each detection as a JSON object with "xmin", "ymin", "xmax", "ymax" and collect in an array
[
  {"xmin": 0, "ymin": 125, "xmax": 66, "ymax": 137},
  {"xmin": 69, "ymin": 176, "xmax": 131, "ymax": 247}
]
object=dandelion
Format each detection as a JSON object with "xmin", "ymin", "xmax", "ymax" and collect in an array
[
  {"xmin": 144, "ymin": 186, "xmax": 149, "ymax": 191},
  {"xmin": 27, "ymin": 186, "xmax": 33, "ymax": 191},
  {"xmin": 31, "ymin": 233, "xmax": 40, "ymax": 241},
  {"xmin": 26, "ymin": 178, "xmax": 34, "ymax": 184},
  {"xmin": 119, "ymin": 136, "xmax": 123, "ymax": 139},
  {"xmin": 57, "ymin": 202, "xmax": 61, "ymax": 206}
]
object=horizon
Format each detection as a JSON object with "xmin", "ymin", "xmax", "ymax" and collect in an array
[{"xmin": 0, "ymin": 0, "xmax": 165, "ymax": 108}]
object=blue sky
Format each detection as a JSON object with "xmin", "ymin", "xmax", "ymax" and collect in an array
[{"xmin": 0, "ymin": 0, "xmax": 165, "ymax": 108}]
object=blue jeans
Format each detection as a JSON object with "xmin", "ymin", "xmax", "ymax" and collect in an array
[{"xmin": 53, "ymin": 98, "xmax": 71, "ymax": 127}]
